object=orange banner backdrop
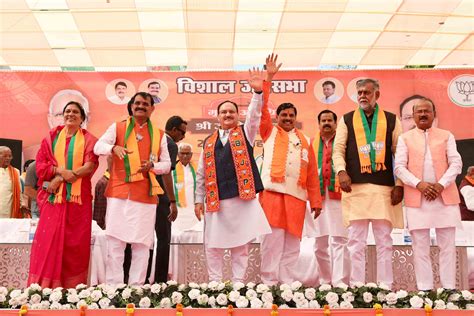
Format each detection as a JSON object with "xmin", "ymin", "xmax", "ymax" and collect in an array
[{"xmin": 0, "ymin": 69, "xmax": 473, "ymax": 164}]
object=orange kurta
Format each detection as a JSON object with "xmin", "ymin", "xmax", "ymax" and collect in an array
[
  {"xmin": 106, "ymin": 120, "xmax": 163, "ymax": 204},
  {"xmin": 259, "ymin": 191, "xmax": 307, "ymax": 238}
]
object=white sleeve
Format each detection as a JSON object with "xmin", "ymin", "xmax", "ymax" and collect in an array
[
  {"xmin": 438, "ymin": 134, "xmax": 463, "ymax": 188},
  {"xmin": 153, "ymin": 134, "xmax": 171, "ymax": 175},
  {"xmin": 394, "ymin": 136, "xmax": 421, "ymax": 188},
  {"xmin": 195, "ymin": 150, "xmax": 206, "ymax": 204},
  {"xmin": 461, "ymin": 185, "xmax": 474, "ymax": 211},
  {"xmin": 94, "ymin": 123, "xmax": 116, "ymax": 155},
  {"xmin": 243, "ymin": 92, "xmax": 263, "ymax": 145}
]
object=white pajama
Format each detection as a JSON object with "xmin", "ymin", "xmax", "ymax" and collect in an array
[
  {"xmin": 205, "ymin": 243, "xmax": 249, "ymax": 283},
  {"xmin": 306, "ymin": 191, "xmax": 350, "ymax": 285},
  {"xmin": 106, "ymin": 236, "xmax": 151, "ymax": 285},
  {"xmin": 411, "ymin": 227, "xmax": 457, "ymax": 290},
  {"xmin": 315, "ymin": 235, "xmax": 350, "ymax": 285},
  {"xmin": 260, "ymin": 227, "xmax": 301, "ymax": 285},
  {"xmin": 347, "ymin": 219, "xmax": 394, "ymax": 288}
]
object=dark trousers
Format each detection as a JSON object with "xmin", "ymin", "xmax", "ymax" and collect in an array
[
  {"xmin": 123, "ymin": 244, "xmax": 132, "ymax": 283},
  {"xmin": 145, "ymin": 194, "xmax": 171, "ymax": 283}
]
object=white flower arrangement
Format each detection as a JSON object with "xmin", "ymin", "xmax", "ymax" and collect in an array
[{"xmin": 0, "ymin": 282, "xmax": 472, "ymax": 310}]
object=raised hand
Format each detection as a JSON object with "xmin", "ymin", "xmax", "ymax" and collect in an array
[
  {"xmin": 248, "ymin": 67, "xmax": 264, "ymax": 93},
  {"xmin": 265, "ymin": 53, "xmax": 282, "ymax": 81}
]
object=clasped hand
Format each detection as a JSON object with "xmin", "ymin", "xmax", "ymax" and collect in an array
[{"xmin": 416, "ymin": 181, "xmax": 444, "ymax": 201}]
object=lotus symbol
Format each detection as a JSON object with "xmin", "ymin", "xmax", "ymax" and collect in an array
[{"xmin": 455, "ymin": 80, "xmax": 474, "ymax": 102}]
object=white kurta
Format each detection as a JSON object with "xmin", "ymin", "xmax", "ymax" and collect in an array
[
  {"xmin": 320, "ymin": 94, "xmax": 340, "ymax": 104},
  {"xmin": 394, "ymin": 131, "xmax": 462, "ymax": 231},
  {"xmin": 0, "ymin": 167, "xmax": 20, "ymax": 218},
  {"xmin": 173, "ymin": 164, "xmax": 201, "ymax": 233},
  {"xmin": 195, "ymin": 92, "xmax": 271, "ymax": 249},
  {"xmin": 304, "ymin": 191, "xmax": 348, "ymax": 238},
  {"xmin": 93, "ymin": 121, "xmax": 171, "ymax": 248}
]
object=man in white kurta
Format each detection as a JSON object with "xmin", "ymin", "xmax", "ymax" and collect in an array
[
  {"xmin": 94, "ymin": 92, "xmax": 171, "ymax": 285},
  {"xmin": 172, "ymin": 143, "xmax": 201, "ymax": 234},
  {"xmin": 333, "ymin": 79, "xmax": 404, "ymax": 289},
  {"xmin": 169, "ymin": 143, "xmax": 203, "ymax": 280},
  {"xmin": 394, "ymin": 98, "xmax": 462, "ymax": 290},
  {"xmin": 309, "ymin": 110, "xmax": 349, "ymax": 286},
  {"xmin": 194, "ymin": 68, "xmax": 271, "ymax": 283}
]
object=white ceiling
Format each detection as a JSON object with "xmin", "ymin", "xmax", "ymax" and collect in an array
[{"xmin": 0, "ymin": 0, "xmax": 473, "ymax": 70}]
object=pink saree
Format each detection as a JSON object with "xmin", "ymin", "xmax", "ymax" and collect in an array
[{"xmin": 28, "ymin": 126, "xmax": 98, "ymax": 288}]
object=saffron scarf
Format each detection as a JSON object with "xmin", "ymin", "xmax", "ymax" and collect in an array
[
  {"xmin": 172, "ymin": 161, "xmax": 196, "ymax": 208},
  {"xmin": 353, "ymin": 104, "xmax": 387, "ymax": 174},
  {"xmin": 312, "ymin": 133, "xmax": 339, "ymax": 196},
  {"xmin": 49, "ymin": 127, "xmax": 84, "ymax": 204},
  {"xmin": 269, "ymin": 126, "xmax": 309, "ymax": 189},
  {"xmin": 8, "ymin": 165, "xmax": 22, "ymax": 218},
  {"xmin": 466, "ymin": 175, "xmax": 474, "ymax": 186},
  {"xmin": 122, "ymin": 117, "xmax": 163, "ymax": 196},
  {"xmin": 204, "ymin": 126, "xmax": 256, "ymax": 212}
]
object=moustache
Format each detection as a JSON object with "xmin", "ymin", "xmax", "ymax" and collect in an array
[
  {"xmin": 323, "ymin": 124, "xmax": 331, "ymax": 128},
  {"xmin": 135, "ymin": 107, "xmax": 146, "ymax": 112},
  {"xmin": 419, "ymin": 116, "xmax": 428, "ymax": 120}
]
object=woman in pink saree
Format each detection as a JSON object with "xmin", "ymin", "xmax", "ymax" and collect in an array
[{"xmin": 28, "ymin": 101, "xmax": 98, "ymax": 288}]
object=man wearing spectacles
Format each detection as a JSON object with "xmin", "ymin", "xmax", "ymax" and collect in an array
[{"xmin": 147, "ymin": 115, "xmax": 188, "ymax": 284}]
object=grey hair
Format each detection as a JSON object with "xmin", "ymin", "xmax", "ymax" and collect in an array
[
  {"xmin": 178, "ymin": 142, "xmax": 193, "ymax": 152},
  {"xmin": 0, "ymin": 146, "xmax": 11, "ymax": 153},
  {"xmin": 468, "ymin": 166, "xmax": 474, "ymax": 173},
  {"xmin": 356, "ymin": 78, "xmax": 380, "ymax": 90}
]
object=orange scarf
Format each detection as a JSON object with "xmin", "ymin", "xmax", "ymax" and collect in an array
[
  {"xmin": 353, "ymin": 105, "xmax": 387, "ymax": 173},
  {"xmin": 122, "ymin": 118, "xmax": 164, "ymax": 196},
  {"xmin": 173, "ymin": 161, "xmax": 196, "ymax": 208},
  {"xmin": 204, "ymin": 126, "xmax": 256, "ymax": 212},
  {"xmin": 466, "ymin": 175, "xmax": 474, "ymax": 186},
  {"xmin": 270, "ymin": 126, "xmax": 309, "ymax": 189},
  {"xmin": 8, "ymin": 166, "xmax": 22, "ymax": 218},
  {"xmin": 50, "ymin": 127, "xmax": 85, "ymax": 204}
]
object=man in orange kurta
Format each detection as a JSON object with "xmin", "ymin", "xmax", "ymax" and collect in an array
[{"xmin": 258, "ymin": 55, "xmax": 322, "ymax": 285}]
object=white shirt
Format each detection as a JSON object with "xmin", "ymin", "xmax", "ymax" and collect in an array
[
  {"xmin": 0, "ymin": 167, "xmax": 20, "ymax": 218},
  {"xmin": 461, "ymin": 185, "xmax": 474, "ymax": 211},
  {"xmin": 320, "ymin": 94, "xmax": 340, "ymax": 104},
  {"xmin": 109, "ymin": 95, "xmax": 131, "ymax": 105}
]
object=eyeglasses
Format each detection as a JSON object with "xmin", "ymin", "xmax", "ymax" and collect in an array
[{"xmin": 179, "ymin": 152, "xmax": 193, "ymax": 156}]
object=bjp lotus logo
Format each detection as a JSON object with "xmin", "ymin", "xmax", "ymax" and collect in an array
[{"xmin": 448, "ymin": 75, "xmax": 474, "ymax": 107}]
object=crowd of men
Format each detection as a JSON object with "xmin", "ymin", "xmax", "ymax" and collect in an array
[{"xmin": 0, "ymin": 54, "xmax": 472, "ymax": 291}]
